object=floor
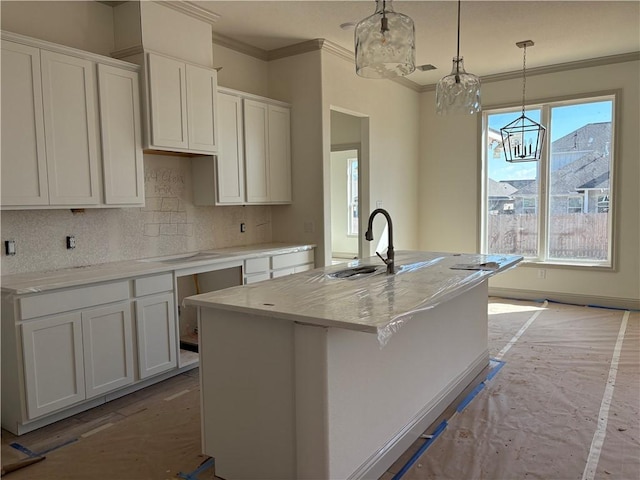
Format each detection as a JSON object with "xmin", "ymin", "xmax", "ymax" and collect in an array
[{"xmin": 2, "ymin": 299, "xmax": 638, "ymax": 479}]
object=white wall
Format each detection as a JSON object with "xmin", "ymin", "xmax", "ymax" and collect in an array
[{"xmin": 419, "ymin": 60, "xmax": 640, "ymax": 308}]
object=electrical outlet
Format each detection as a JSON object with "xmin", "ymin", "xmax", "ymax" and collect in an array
[
  {"xmin": 5, "ymin": 240, "xmax": 16, "ymax": 256},
  {"xmin": 66, "ymin": 235, "xmax": 76, "ymax": 249},
  {"xmin": 537, "ymin": 269, "xmax": 546, "ymax": 279},
  {"xmin": 240, "ymin": 223, "xmax": 246, "ymax": 233},
  {"xmin": 376, "ymin": 201, "xmax": 383, "ymax": 208}
]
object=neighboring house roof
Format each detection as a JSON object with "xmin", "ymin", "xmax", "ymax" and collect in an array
[
  {"xmin": 491, "ymin": 122, "xmax": 611, "ymax": 197},
  {"xmin": 488, "ymin": 178, "xmax": 517, "ymax": 198}
]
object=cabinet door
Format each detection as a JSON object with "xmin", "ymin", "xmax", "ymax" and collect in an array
[
  {"xmin": 186, "ymin": 64, "xmax": 218, "ymax": 154},
  {"xmin": 243, "ymin": 99, "xmax": 270, "ymax": 203},
  {"xmin": 147, "ymin": 53, "xmax": 188, "ymax": 150},
  {"xmin": 135, "ymin": 293, "xmax": 177, "ymax": 379},
  {"xmin": 41, "ymin": 50, "xmax": 100, "ymax": 205},
  {"xmin": 97, "ymin": 64, "xmax": 144, "ymax": 205},
  {"xmin": 216, "ymin": 93, "xmax": 245, "ymax": 204},
  {"xmin": 82, "ymin": 302, "xmax": 134, "ymax": 398},
  {"xmin": 1, "ymin": 41, "xmax": 49, "ymax": 206},
  {"xmin": 268, "ymin": 105, "xmax": 292, "ymax": 203},
  {"xmin": 21, "ymin": 313, "xmax": 85, "ymax": 419}
]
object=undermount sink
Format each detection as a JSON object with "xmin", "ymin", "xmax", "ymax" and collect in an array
[
  {"xmin": 138, "ymin": 252, "xmax": 223, "ymax": 264},
  {"xmin": 327, "ymin": 265, "xmax": 385, "ymax": 280},
  {"xmin": 327, "ymin": 257, "xmax": 445, "ymax": 280}
]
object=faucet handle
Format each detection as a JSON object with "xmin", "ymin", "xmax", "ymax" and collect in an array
[{"xmin": 376, "ymin": 251, "xmax": 391, "ymax": 265}]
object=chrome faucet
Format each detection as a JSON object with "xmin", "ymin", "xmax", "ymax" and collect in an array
[{"xmin": 365, "ymin": 208, "xmax": 395, "ymax": 274}]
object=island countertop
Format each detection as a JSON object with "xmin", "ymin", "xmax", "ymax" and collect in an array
[{"xmin": 184, "ymin": 250, "xmax": 522, "ymax": 344}]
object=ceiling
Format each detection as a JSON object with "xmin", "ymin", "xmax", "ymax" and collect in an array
[{"xmin": 191, "ymin": 0, "xmax": 640, "ymax": 87}]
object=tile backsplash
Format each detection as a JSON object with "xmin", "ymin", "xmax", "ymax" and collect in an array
[{"xmin": 1, "ymin": 154, "xmax": 272, "ymax": 275}]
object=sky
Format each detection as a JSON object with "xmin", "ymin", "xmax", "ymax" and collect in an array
[{"xmin": 487, "ymin": 101, "xmax": 613, "ymax": 182}]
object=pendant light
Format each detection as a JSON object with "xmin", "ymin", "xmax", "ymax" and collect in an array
[
  {"xmin": 354, "ymin": 0, "xmax": 415, "ymax": 79},
  {"xmin": 500, "ymin": 40, "xmax": 546, "ymax": 162},
  {"xmin": 435, "ymin": 0, "xmax": 481, "ymax": 115}
]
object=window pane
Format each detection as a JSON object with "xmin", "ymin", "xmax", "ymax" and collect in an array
[
  {"xmin": 347, "ymin": 159, "xmax": 358, "ymax": 236},
  {"xmin": 547, "ymin": 100, "xmax": 613, "ymax": 261},
  {"xmin": 486, "ymin": 110, "xmax": 541, "ymax": 257}
]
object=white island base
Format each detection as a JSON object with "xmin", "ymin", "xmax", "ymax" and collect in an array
[{"xmin": 197, "ymin": 281, "xmax": 489, "ymax": 479}]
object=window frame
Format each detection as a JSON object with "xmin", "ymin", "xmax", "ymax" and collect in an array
[{"xmin": 480, "ymin": 91, "xmax": 618, "ymax": 270}]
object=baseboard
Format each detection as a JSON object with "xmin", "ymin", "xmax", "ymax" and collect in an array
[
  {"xmin": 489, "ymin": 287, "xmax": 640, "ymax": 311},
  {"xmin": 349, "ymin": 351, "xmax": 490, "ymax": 480}
]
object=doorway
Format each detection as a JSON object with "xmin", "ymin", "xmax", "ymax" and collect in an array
[
  {"xmin": 330, "ymin": 148, "xmax": 359, "ymax": 263},
  {"xmin": 329, "ymin": 108, "xmax": 369, "ymax": 265}
]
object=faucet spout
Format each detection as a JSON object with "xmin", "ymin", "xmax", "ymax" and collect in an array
[{"xmin": 365, "ymin": 208, "xmax": 395, "ymax": 274}]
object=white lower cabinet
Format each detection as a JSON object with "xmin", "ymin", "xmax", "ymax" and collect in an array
[
  {"xmin": 135, "ymin": 293, "xmax": 177, "ymax": 379},
  {"xmin": 82, "ymin": 302, "xmax": 134, "ymax": 398},
  {"xmin": 2, "ymin": 273, "xmax": 178, "ymax": 435},
  {"xmin": 20, "ymin": 300, "xmax": 135, "ymax": 420},
  {"xmin": 21, "ymin": 312, "xmax": 85, "ymax": 420},
  {"xmin": 243, "ymin": 249, "xmax": 315, "ymax": 284}
]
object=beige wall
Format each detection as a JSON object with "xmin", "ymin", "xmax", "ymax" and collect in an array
[
  {"xmin": 267, "ymin": 51, "xmax": 325, "ymax": 258},
  {"xmin": 213, "ymin": 44, "xmax": 269, "ymax": 97},
  {"xmin": 322, "ymin": 51, "xmax": 421, "ymax": 262},
  {"xmin": 419, "ymin": 60, "xmax": 640, "ymax": 308},
  {"xmin": 1, "ymin": 0, "xmax": 115, "ymax": 56}
]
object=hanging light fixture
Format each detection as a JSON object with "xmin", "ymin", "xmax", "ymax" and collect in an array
[
  {"xmin": 500, "ymin": 40, "xmax": 546, "ymax": 162},
  {"xmin": 435, "ymin": 0, "xmax": 481, "ymax": 115},
  {"xmin": 354, "ymin": 0, "xmax": 415, "ymax": 79}
]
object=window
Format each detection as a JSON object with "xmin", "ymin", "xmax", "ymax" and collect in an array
[
  {"xmin": 347, "ymin": 158, "xmax": 358, "ymax": 236},
  {"xmin": 567, "ymin": 196, "xmax": 584, "ymax": 214},
  {"xmin": 483, "ymin": 94, "xmax": 615, "ymax": 266}
]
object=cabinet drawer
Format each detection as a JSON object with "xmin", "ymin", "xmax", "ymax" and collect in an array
[
  {"xmin": 20, "ymin": 281, "xmax": 130, "ymax": 320},
  {"xmin": 244, "ymin": 257, "xmax": 270, "ymax": 274},
  {"xmin": 271, "ymin": 250, "xmax": 314, "ymax": 270},
  {"xmin": 134, "ymin": 273, "xmax": 173, "ymax": 297},
  {"xmin": 272, "ymin": 267, "xmax": 295, "ymax": 278},
  {"xmin": 244, "ymin": 273, "xmax": 270, "ymax": 285}
]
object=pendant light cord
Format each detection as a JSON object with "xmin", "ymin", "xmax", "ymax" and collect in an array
[
  {"xmin": 456, "ymin": 0, "xmax": 461, "ymax": 62},
  {"xmin": 454, "ymin": 0, "xmax": 461, "ymax": 81},
  {"xmin": 521, "ymin": 45, "xmax": 527, "ymax": 116}
]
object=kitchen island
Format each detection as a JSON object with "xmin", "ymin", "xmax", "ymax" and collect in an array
[{"xmin": 184, "ymin": 251, "xmax": 522, "ymax": 479}]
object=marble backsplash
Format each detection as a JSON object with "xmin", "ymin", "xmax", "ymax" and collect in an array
[{"xmin": 1, "ymin": 154, "xmax": 272, "ymax": 275}]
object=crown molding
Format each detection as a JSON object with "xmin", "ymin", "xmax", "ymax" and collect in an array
[
  {"xmin": 212, "ymin": 32, "xmax": 268, "ymax": 61},
  {"xmin": 268, "ymin": 39, "xmax": 326, "ymax": 61},
  {"xmin": 420, "ymin": 51, "xmax": 640, "ymax": 92},
  {"xmin": 156, "ymin": 1, "xmax": 221, "ymax": 25},
  {"xmin": 110, "ymin": 44, "xmax": 144, "ymax": 60}
]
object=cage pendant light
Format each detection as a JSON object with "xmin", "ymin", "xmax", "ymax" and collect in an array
[
  {"xmin": 435, "ymin": 0, "xmax": 481, "ymax": 115},
  {"xmin": 355, "ymin": 0, "xmax": 416, "ymax": 79},
  {"xmin": 500, "ymin": 40, "xmax": 546, "ymax": 162}
]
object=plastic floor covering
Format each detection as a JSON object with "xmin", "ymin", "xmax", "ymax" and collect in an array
[{"xmin": 1, "ymin": 298, "xmax": 638, "ymax": 480}]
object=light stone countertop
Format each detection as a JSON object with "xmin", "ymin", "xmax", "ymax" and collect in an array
[
  {"xmin": 184, "ymin": 250, "xmax": 523, "ymax": 344},
  {"xmin": 1, "ymin": 243, "xmax": 315, "ymax": 295}
]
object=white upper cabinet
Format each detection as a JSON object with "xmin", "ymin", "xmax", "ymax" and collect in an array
[
  {"xmin": 41, "ymin": 50, "xmax": 101, "ymax": 206},
  {"xmin": 0, "ymin": 32, "xmax": 145, "ymax": 210},
  {"xmin": 98, "ymin": 64, "xmax": 144, "ymax": 205},
  {"xmin": 192, "ymin": 89, "xmax": 291, "ymax": 206},
  {"xmin": 146, "ymin": 53, "xmax": 218, "ymax": 155},
  {"xmin": 1, "ymin": 40, "xmax": 48, "ymax": 206},
  {"xmin": 244, "ymin": 99, "xmax": 270, "ymax": 203},
  {"xmin": 267, "ymin": 105, "xmax": 292, "ymax": 203},
  {"xmin": 244, "ymin": 99, "xmax": 292, "ymax": 204}
]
